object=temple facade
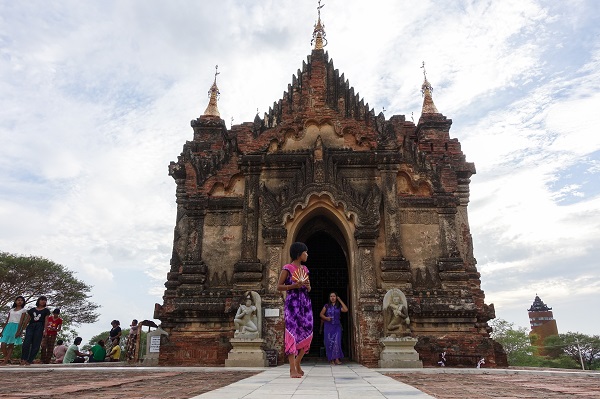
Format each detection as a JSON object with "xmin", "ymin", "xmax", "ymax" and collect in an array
[{"xmin": 154, "ymin": 9, "xmax": 507, "ymax": 367}]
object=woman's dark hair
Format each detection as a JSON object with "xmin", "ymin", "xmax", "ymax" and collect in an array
[
  {"xmin": 98, "ymin": 339, "xmax": 105, "ymax": 347},
  {"xmin": 12, "ymin": 296, "xmax": 25, "ymax": 309},
  {"xmin": 289, "ymin": 242, "xmax": 308, "ymax": 260},
  {"xmin": 57, "ymin": 340, "xmax": 64, "ymax": 345},
  {"xmin": 111, "ymin": 320, "xmax": 120, "ymax": 326},
  {"xmin": 35, "ymin": 296, "xmax": 47, "ymax": 307}
]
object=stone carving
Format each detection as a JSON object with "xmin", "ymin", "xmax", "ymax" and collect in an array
[
  {"xmin": 234, "ymin": 291, "xmax": 261, "ymax": 339},
  {"xmin": 383, "ymin": 288, "xmax": 411, "ymax": 337}
]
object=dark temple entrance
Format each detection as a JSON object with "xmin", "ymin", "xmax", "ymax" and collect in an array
[{"xmin": 297, "ymin": 218, "xmax": 350, "ymax": 359}]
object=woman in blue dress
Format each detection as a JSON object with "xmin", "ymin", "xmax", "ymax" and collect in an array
[{"xmin": 320, "ymin": 292, "xmax": 348, "ymax": 365}]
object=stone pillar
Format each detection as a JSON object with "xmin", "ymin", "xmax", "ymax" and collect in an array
[
  {"xmin": 354, "ymin": 228, "xmax": 382, "ymax": 366},
  {"xmin": 262, "ymin": 227, "xmax": 287, "ymax": 363},
  {"xmin": 379, "ymin": 167, "xmax": 411, "ymax": 289},
  {"xmin": 177, "ymin": 199, "xmax": 208, "ymax": 296},
  {"xmin": 355, "ymin": 229, "xmax": 378, "ymax": 294},
  {"xmin": 234, "ymin": 165, "xmax": 263, "ymax": 290},
  {"xmin": 436, "ymin": 199, "xmax": 467, "ymax": 285},
  {"xmin": 241, "ymin": 168, "xmax": 260, "ymax": 260}
]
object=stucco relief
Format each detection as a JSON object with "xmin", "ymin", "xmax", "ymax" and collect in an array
[
  {"xmin": 267, "ymin": 246, "xmax": 282, "ymax": 293},
  {"xmin": 397, "ymin": 172, "xmax": 432, "ymax": 196}
]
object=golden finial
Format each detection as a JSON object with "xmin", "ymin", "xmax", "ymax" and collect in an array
[
  {"xmin": 420, "ymin": 61, "xmax": 438, "ymax": 114},
  {"xmin": 311, "ymin": 0, "xmax": 327, "ymax": 50},
  {"xmin": 203, "ymin": 65, "xmax": 221, "ymax": 117}
]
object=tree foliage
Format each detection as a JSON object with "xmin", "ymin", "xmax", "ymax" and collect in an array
[
  {"xmin": 0, "ymin": 252, "xmax": 100, "ymax": 326},
  {"xmin": 544, "ymin": 332, "xmax": 600, "ymax": 370},
  {"xmin": 490, "ymin": 318, "xmax": 537, "ymax": 365}
]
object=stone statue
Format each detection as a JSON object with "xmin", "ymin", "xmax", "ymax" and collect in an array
[
  {"xmin": 383, "ymin": 288, "xmax": 410, "ymax": 337},
  {"xmin": 233, "ymin": 291, "xmax": 261, "ymax": 339}
]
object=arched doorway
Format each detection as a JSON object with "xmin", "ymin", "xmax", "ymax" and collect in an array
[{"xmin": 296, "ymin": 216, "xmax": 351, "ymax": 359}]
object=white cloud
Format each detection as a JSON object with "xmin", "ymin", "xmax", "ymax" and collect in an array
[{"xmin": 1, "ymin": 0, "xmax": 599, "ymax": 339}]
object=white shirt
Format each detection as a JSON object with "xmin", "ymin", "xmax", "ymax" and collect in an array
[{"xmin": 7, "ymin": 308, "xmax": 26, "ymax": 323}]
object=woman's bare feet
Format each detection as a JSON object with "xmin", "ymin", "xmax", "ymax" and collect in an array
[
  {"xmin": 290, "ymin": 371, "xmax": 302, "ymax": 378},
  {"xmin": 335, "ymin": 359, "xmax": 342, "ymax": 365}
]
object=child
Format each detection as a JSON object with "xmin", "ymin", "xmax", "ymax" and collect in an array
[
  {"xmin": 41, "ymin": 308, "xmax": 62, "ymax": 363},
  {"xmin": 106, "ymin": 341, "xmax": 121, "ymax": 362},
  {"xmin": 0, "ymin": 296, "xmax": 27, "ymax": 365}
]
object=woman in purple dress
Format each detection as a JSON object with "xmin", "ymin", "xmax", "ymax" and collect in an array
[
  {"xmin": 277, "ymin": 242, "xmax": 313, "ymax": 378},
  {"xmin": 320, "ymin": 292, "xmax": 348, "ymax": 365}
]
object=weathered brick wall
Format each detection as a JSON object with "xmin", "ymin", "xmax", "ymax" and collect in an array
[{"xmin": 159, "ymin": 329, "xmax": 233, "ymax": 366}]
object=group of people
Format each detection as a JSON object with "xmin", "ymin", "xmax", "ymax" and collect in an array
[
  {"xmin": 0, "ymin": 295, "xmax": 62, "ymax": 365},
  {"xmin": 0, "ymin": 295, "xmax": 134, "ymax": 365},
  {"xmin": 277, "ymin": 242, "xmax": 348, "ymax": 378}
]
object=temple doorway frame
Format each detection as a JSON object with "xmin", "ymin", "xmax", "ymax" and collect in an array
[{"xmin": 283, "ymin": 195, "xmax": 358, "ymax": 360}]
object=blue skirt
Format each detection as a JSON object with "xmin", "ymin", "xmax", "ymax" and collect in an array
[{"xmin": 0, "ymin": 322, "xmax": 23, "ymax": 346}]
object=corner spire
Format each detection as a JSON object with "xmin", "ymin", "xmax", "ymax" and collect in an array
[
  {"xmin": 203, "ymin": 65, "xmax": 221, "ymax": 117},
  {"xmin": 420, "ymin": 61, "xmax": 439, "ymax": 114},
  {"xmin": 311, "ymin": 0, "xmax": 327, "ymax": 50}
]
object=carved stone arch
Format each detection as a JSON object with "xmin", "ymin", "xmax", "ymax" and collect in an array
[{"xmin": 282, "ymin": 191, "xmax": 357, "ymax": 229}]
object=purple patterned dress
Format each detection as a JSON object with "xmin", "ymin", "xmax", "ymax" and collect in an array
[
  {"xmin": 323, "ymin": 303, "xmax": 344, "ymax": 361},
  {"xmin": 283, "ymin": 263, "xmax": 313, "ymax": 356}
]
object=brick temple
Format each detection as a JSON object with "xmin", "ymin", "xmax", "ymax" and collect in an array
[{"xmin": 154, "ymin": 7, "xmax": 507, "ymax": 367}]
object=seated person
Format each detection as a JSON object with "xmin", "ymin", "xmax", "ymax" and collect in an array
[
  {"xmin": 88, "ymin": 339, "xmax": 106, "ymax": 362},
  {"xmin": 53, "ymin": 339, "xmax": 68, "ymax": 363},
  {"xmin": 106, "ymin": 342, "xmax": 121, "ymax": 362},
  {"xmin": 63, "ymin": 337, "xmax": 88, "ymax": 364}
]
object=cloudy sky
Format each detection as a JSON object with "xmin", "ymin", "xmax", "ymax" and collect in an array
[{"xmin": 1, "ymin": 0, "xmax": 599, "ymax": 341}]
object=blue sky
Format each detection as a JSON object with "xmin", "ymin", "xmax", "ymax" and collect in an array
[{"xmin": 1, "ymin": 0, "xmax": 599, "ymax": 340}]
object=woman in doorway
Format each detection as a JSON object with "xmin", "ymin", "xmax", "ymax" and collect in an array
[
  {"xmin": 277, "ymin": 242, "xmax": 313, "ymax": 378},
  {"xmin": 320, "ymin": 292, "xmax": 348, "ymax": 365}
]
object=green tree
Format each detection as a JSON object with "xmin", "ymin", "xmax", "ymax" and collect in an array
[
  {"xmin": 544, "ymin": 332, "xmax": 600, "ymax": 370},
  {"xmin": 490, "ymin": 318, "xmax": 538, "ymax": 366},
  {"xmin": 0, "ymin": 252, "xmax": 100, "ymax": 327}
]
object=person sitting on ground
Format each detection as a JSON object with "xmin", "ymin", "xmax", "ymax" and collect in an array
[
  {"xmin": 88, "ymin": 339, "xmax": 106, "ymax": 363},
  {"xmin": 63, "ymin": 337, "xmax": 88, "ymax": 364},
  {"xmin": 106, "ymin": 341, "xmax": 121, "ymax": 362},
  {"xmin": 53, "ymin": 339, "xmax": 68, "ymax": 363}
]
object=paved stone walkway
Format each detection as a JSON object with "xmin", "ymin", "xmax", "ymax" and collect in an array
[
  {"xmin": 0, "ymin": 365, "xmax": 257, "ymax": 399},
  {"xmin": 1, "ymin": 362, "xmax": 599, "ymax": 398},
  {"xmin": 387, "ymin": 368, "xmax": 600, "ymax": 399},
  {"xmin": 193, "ymin": 363, "xmax": 433, "ymax": 399}
]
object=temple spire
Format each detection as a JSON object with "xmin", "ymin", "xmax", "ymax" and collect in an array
[
  {"xmin": 311, "ymin": 0, "xmax": 327, "ymax": 50},
  {"xmin": 203, "ymin": 65, "xmax": 221, "ymax": 117},
  {"xmin": 420, "ymin": 61, "xmax": 439, "ymax": 114}
]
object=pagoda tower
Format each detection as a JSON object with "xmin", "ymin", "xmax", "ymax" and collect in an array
[{"xmin": 528, "ymin": 295, "xmax": 559, "ymax": 354}]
